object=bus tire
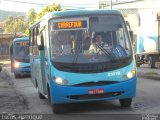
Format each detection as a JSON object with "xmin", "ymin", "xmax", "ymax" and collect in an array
[
  {"xmin": 38, "ymin": 91, "xmax": 46, "ymax": 99},
  {"xmin": 47, "ymin": 84, "xmax": 51, "ymax": 103},
  {"xmin": 47, "ymin": 84, "xmax": 66, "ymax": 114},
  {"xmin": 119, "ymin": 98, "xmax": 132, "ymax": 107},
  {"xmin": 52, "ymin": 104, "xmax": 65, "ymax": 114},
  {"xmin": 14, "ymin": 73, "xmax": 20, "ymax": 78},
  {"xmin": 148, "ymin": 56, "xmax": 155, "ymax": 68}
]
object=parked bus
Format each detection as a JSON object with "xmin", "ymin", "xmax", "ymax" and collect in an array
[
  {"xmin": 29, "ymin": 9, "xmax": 137, "ymax": 113},
  {"xmin": 10, "ymin": 37, "xmax": 30, "ymax": 78}
]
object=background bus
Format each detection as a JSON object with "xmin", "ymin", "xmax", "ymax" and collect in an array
[
  {"xmin": 10, "ymin": 37, "xmax": 30, "ymax": 78},
  {"xmin": 29, "ymin": 9, "xmax": 137, "ymax": 113}
]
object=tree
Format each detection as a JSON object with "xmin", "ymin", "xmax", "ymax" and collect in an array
[
  {"xmin": 27, "ymin": 8, "xmax": 37, "ymax": 26},
  {"xmin": 4, "ymin": 15, "xmax": 14, "ymax": 33},
  {"xmin": 15, "ymin": 16, "xmax": 27, "ymax": 33},
  {"xmin": 25, "ymin": 3, "xmax": 62, "ymax": 36},
  {"xmin": 4, "ymin": 15, "xmax": 27, "ymax": 33},
  {"xmin": 36, "ymin": 3, "xmax": 62, "ymax": 20}
]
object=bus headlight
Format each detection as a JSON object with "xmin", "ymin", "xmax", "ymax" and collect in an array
[
  {"xmin": 53, "ymin": 77, "xmax": 68, "ymax": 85},
  {"xmin": 14, "ymin": 62, "xmax": 20, "ymax": 68},
  {"xmin": 123, "ymin": 70, "xmax": 136, "ymax": 80}
]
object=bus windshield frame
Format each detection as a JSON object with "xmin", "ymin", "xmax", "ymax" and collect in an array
[
  {"xmin": 49, "ymin": 14, "xmax": 132, "ymax": 73},
  {"xmin": 13, "ymin": 41, "xmax": 30, "ymax": 62}
]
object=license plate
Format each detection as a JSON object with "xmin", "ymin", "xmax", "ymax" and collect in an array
[{"xmin": 88, "ymin": 88, "xmax": 104, "ymax": 95}]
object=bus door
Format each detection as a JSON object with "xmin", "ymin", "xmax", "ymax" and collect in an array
[{"xmin": 37, "ymin": 28, "xmax": 48, "ymax": 95}]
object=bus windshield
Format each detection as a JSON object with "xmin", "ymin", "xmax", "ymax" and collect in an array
[
  {"xmin": 14, "ymin": 41, "xmax": 29, "ymax": 61},
  {"xmin": 49, "ymin": 15, "xmax": 132, "ymax": 70}
]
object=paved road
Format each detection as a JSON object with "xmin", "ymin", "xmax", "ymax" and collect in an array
[
  {"xmin": 137, "ymin": 64, "xmax": 159, "ymax": 74},
  {"xmin": 2, "ymin": 65, "xmax": 160, "ymax": 120}
]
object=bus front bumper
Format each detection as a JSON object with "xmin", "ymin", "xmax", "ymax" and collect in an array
[
  {"xmin": 13, "ymin": 67, "xmax": 30, "ymax": 75},
  {"xmin": 50, "ymin": 76, "xmax": 137, "ymax": 104}
]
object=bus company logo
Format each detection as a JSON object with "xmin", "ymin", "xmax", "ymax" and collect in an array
[
  {"xmin": 142, "ymin": 114, "xmax": 158, "ymax": 120},
  {"xmin": 107, "ymin": 71, "xmax": 121, "ymax": 77}
]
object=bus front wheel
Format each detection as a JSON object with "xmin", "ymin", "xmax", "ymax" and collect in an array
[
  {"xmin": 47, "ymin": 85, "xmax": 66, "ymax": 114},
  {"xmin": 14, "ymin": 73, "xmax": 20, "ymax": 78},
  {"xmin": 119, "ymin": 98, "xmax": 132, "ymax": 107},
  {"xmin": 148, "ymin": 56, "xmax": 155, "ymax": 68}
]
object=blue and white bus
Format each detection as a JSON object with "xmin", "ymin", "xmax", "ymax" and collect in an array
[
  {"xmin": 29, "ymin": 9, "xmax": 137, "ymax": 113},
  {"xmin": 10, "ymin": 37, "xmax": 30, "ymax": 78}
]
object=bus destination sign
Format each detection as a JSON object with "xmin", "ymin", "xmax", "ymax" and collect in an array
[
  {"xmin": 16, "ymin": 42, "xmax": 29, "ymax": 46},
  {"xmin": 54, "ymin": 20, "xmax": 87, "ymax": 30}
]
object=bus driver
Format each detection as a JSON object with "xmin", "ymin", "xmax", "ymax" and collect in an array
[{"xmin": 89, "ymin": 33, "xmax": 104, "ymax": 54}]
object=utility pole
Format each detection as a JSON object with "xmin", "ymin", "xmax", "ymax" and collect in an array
[
  {"xmin": 99, "ymin": 0, "xmax": 113, "ymax": 9},
  {"xmin": 110, "ymin": 0, "xmax": 112, "ymax": 9},
  {"xmin": 99, "ymin": 0, "xmax": 107, "ymax": 9},
  {"xmin": 62, "ymin": 0, "xmax": 64, "ymax": 10}
]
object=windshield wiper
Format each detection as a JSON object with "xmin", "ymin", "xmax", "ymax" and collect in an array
[
  {"xmin": 72, "ymin": 43, "xmax": 82, "ymax": 64},
  {"xmin": 96, "ymin": 44, "xmax": 115, "ymax": 61}
]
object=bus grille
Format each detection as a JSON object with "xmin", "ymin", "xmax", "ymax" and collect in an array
[
  {"xmin": 73, "ymin": 81, "xmax": 118, "ymax": 87},
  {"xmin": 67, "ymin": 92, "xmax": 124, "ymax": 100},
  {"xmin": 23, "ymin": 66, "xmax": 30, "ymax": 68}
]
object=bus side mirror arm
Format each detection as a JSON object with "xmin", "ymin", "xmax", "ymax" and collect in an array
[{"xmin": 37, "ymin": 32, "xmax": 44, "ymax": 50}]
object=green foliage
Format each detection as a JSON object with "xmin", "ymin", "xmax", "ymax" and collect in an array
[
  {"xmin": 25, "ymin": 29, "xmax": 29, "ymax": 36},
  {"xmin": 4, "ymin": 15, "xmax": 27, "ymax": 33},
  {"xmin": 36, "ymin": 3, "xmax": 62, "ymax": 20},
  {"xmin": 3, "ymin": 3, "xmax": 61, "ymax": 35},
  {"xmin": 25, "ymin": 3, "xmax": 61, "ymax": 36},
  {"xmin": 27, "ymin": 8, "xmax": 37, "ymax": 26},
  {"xmin": 4, "ymin": 15, "xmax": 14, "ymax": 33}
]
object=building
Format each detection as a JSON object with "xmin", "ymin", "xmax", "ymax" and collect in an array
[
  {"xmin": 0, "ymin": 33, "xmax": 14, "ymax": 59},
  {"xmin": 0, "ymin": 33, "xmax": 25, "ymax": 60}
]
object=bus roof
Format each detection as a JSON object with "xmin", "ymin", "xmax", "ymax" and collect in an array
[
  {"xmin": 13, "ymin": 37, "xmax": 29, "ymax": 42},
  {"xmin": 48, "ymin": 9, "xmax": 122, "ymax": 18},
  {"xmin": 30, "ymin": 9, "xmax": 122, "ymax": 29}
]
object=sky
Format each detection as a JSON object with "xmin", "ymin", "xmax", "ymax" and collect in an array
[{"xmin": 0, "ymin": 0, "xmax": 130, "ymax": 13}]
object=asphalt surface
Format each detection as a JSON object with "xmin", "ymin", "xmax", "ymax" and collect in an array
[
  {"xmin": 0, "ymin": 69, "xmax": 27, "ymax": 113},
  {"xmin": 137, "ymin": 64, "xmax": 160, "ymax": 80}
]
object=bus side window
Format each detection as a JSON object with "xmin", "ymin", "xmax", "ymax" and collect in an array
[
  {"xmin": 30, "ymin": 26, "xmax": 40, "ymax": 56},
  {"xmin": 106, "ymin": 31, "xmax": 117, "ymax": 47}
]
